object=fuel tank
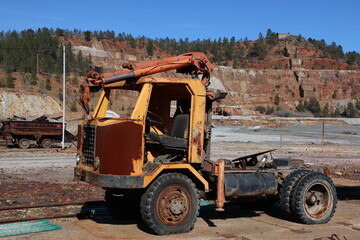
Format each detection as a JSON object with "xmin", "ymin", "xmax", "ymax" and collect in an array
[{"xmin": 224, "ymin": 172, "xmax": 278, "ymax": 198}]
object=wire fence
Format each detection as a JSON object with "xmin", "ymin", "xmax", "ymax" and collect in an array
[{"xmin": 212, "ymin": 122, "xmax": 360, "ymax": 148}]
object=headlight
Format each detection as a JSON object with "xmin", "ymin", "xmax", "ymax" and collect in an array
[
  {"xmin": 76, "ymin": 154, "xmax": 81, "ymax": 165},
  {"xmin": 0, "ymin": 123, "xmax": 3, "ymax": 129},
  {"xmin": 94, "ymin": 156, "xmax": 100, "ymax": 170}
]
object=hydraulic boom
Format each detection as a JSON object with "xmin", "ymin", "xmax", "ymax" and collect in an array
[{"xmin": 79, "ymin": 52, "xmax": 214, "ymax": 114}]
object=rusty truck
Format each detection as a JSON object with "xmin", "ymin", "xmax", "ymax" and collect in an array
[
  {"xmin": 74, "ymin": 52, "xmax": 337, "ymax": 235},
  {"xmin": 0, "ymin": 115, "xmax": 73, "ymax": 148}
]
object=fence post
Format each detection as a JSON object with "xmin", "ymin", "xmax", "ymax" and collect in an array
[{"xmin": 280, "ymin": 120, "xmax": 283, "ymax": 148}]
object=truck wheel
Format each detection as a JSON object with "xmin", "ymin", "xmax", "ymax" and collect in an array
[
  {"xmin": 41, "ymin": 138, "xmax": 53, "ymax": 148},
  {"xmin": 140, "ymin": 173, "xmax": 199, "ymax": 235},
  {"xmin": 291, "ymin": 173, "xmax": 337, "ymax": 224},
  {"xmin": 5, "ymin": 138, "xmax": 13, "ymax": 147},
  {"xmin": 18, "ymin": 138, "xmax": 30, "ymax": 149},
  {"xmin": 280, "ymin": 169, "xmax": 311, "ymax": 217}
]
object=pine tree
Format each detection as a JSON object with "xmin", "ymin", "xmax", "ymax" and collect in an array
[
  {"xmin": 45, "ymin": 77, "xmax": 51, "ymax": 90},
  {"xmin": 29, "ymin": 72, "xmax": 37, "ymax": 85},
  {"xmin": 6, "ymin": 73, "xmax": 14, "ymax": 88},
  {"xmin": 274, "ymin": 93, "xmax": 280, "ymax": 105},
  {"xmin": 297, "ymin": 100, "xmax": 305, "ymax": 112},
  {"xmin": 147, "ymin": 40, "xmax": 154, "ymax": 56},
  {"xmin": 258, "ymin": 32, "xmax": 264, "ymax": 40},
  {"xmin": 343, "ymin": 102, "xmax": 358, "ymax": 118},
  {"xmin": 71, "ymin": 101, "xmax": 78, "ymax": 112},
  {"xmin": 84, "ymin": 31, "xmax": 91, "ymax": 41},
  {"xmin": 322, "ymin": 103, "xmax": 329, "ymax": 117},
  {"xmin": 307, "ymin": 97, "xmax": 321, "ymax": 115},
  {"xmin": 58, "ymin": 88, "xmax": 63, "ymax": 101}
]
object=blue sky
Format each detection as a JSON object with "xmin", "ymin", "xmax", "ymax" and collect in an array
[{"xmin": 0, "ymin": 0, "xmax": 359, "ymax": 52}]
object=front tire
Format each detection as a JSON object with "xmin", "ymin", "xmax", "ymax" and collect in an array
[
  {"xmin": 291, "ymin": 173, "xmax": 337, "ymax": 224},
  {"xmin": 140, "ymin": 173, "xmax": 199, "ymax": 235}
]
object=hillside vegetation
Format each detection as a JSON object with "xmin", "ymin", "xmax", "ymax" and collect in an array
[
  {"xmin": 0, "ymin": 28, "xmax": 359, "ymax": 118},
  {"xmin": 1, "ymin": 28, "xmax": 360, "ymax": 75}
]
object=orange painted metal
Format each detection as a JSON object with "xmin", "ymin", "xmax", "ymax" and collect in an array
[
  {"xmin": 79, "ymin": 52, "xmax": 213, "ymax": 114},
  {"xmin": 91, "ymin": 52, "xmax": 213, "ymax": 85},
  {"xmin": 215, "ymin": 159, "xmax": 225, "ymax": 211}
]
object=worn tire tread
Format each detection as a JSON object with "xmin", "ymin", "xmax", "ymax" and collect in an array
[
  {"xmin": 280, "ymin": 170, "xmax": 311, "ymax": 217},
  {"xmin": 140, "ymin": 173, "xmax": 199, "ymax": 235},
  {"xmin": 291, "ymin": 173, "xmax": 337, "ymax": 224}
]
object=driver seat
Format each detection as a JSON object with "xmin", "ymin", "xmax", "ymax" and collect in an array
[{"xmin": 146, "ymin": 114, "xmax": 189, "ymax": 152}]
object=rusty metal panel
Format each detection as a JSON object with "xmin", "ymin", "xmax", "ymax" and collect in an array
[
  {"xmin": 77, "ymin": 125, "xmax": 82, "ymax": 152},
  {"xmin": 95, "ymin": 120, "xmax": 144, "ymax": 176}
]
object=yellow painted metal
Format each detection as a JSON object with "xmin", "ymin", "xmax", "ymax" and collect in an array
[
  {"xmin": 131, "ymin": 83, "xmax": 152, "ymax": 175},
  {"xmin": 131, "ymin": 83, "xmax": 153, "ymax": 121},
  {"xmin": 138, "ymin": 77, "xmax": 206, "ymax": 164},
  {"xmin": 106, "ymin": 77, "xmax": 206, "ymax": 164},
  {"xmin": 149, "ymin": 125, "xmax": 163, "ymax": 135},
  {"xmin": 104, "ymin": 79, "xmax": 127, "ymax": 89},
  {"xmin": 187, "ymin": 85, "xmax": 206, "ymax": 164},
  {"xmin": 146, "ymin": 151, "xmax": 155, "ymax": 163},
  {"xmin": 143, "ymin": 163, "xmax": 209, "ymax": 192},
  {"xmin": 87, "ymin": 77, "xmax": 208, "ymax": 184},
  {"xmin": 105, "ymin": 76, "xmax": 205, "ymax": 89},
  {"xmin": 92, "ymin": 89, "xmax": 110, "ymax": 118}
]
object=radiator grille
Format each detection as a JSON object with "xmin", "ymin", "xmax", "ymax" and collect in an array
[{"xmin": 82, "ymin": 125, "xmax": 96, "ymax": 166}]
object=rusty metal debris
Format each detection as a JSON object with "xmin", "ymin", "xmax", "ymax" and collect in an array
[
  {"xmin": 0, "ymin": 115, "xmax": 74, "ymax": 149},
  {"xmin": 314, "ymin": 233, "xmax": 347, "ymax": 240}
]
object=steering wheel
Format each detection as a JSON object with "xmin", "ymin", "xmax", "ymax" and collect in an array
[{"xmin": 146, "ymin": 110, "xmax": 163, "ymax": 125}]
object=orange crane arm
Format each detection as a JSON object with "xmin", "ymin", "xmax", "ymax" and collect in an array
[
  {"xmin": 80, "ymin": 52, "xmax": 214, "ymax": 114},
  {"xmin": 86, "ymin": 52, "xmax": 213, "ymax": 85}
]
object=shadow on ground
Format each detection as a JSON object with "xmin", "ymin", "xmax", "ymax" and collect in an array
[{"xmin": 336, "ymin": 186, "xmax": 360, "ymax": 200}]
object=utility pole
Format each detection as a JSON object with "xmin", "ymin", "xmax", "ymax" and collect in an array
[{"xmin": 61, "ymin": 45, "xmax": 66, "ymax": 149}]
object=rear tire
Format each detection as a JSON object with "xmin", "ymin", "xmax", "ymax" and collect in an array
[
  {"xmin": 280, "ymin": 169, "xmax": 311, "ymax": 217},
  {"xmin": 140, "ymin": 173, "xmax": 199, "ymax": 235},
  {"xmin": 18, "ymin": 138, "xmax": 30, "ymax": 149},
  {"xmin": 41, "ymin": 138, "xmax": 53, "ymax": 148},
  {"xmin": 291, "ymin": 173, "xmax": 337, "ymax": 224}
]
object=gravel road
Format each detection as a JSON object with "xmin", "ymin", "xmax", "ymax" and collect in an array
[{"xmin": 0, "ymin": 156, "xmax": 74, "ymax": 168}]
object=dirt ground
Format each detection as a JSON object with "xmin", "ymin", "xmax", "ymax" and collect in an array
[
  {"xmin": 0, "ymin": 141, "xmax": 359, "ymax": 207},
  {"xmin": 0, "ymin": 131, "xmax": 359, "ymax": 239}
]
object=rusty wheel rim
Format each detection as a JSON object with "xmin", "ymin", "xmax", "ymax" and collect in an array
[
  {"xmin": 156, "ymin": 184, "xmax": 190, "ymax": 226},
  {"xmin": 41, "ymin": 138, "xmax": 52, "ymax": 148},
  {"xmin": 304, "ymin": 183, "xmax": 331, "ymax": 219},
  {"xmin": 19, "ymin": 138, "xmax": 30, "ymax": 149}
]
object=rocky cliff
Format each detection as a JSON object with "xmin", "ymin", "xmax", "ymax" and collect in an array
[
  {"xmin": 66, "ymin": 36, "xmax": 360, "ymax": 116},
  {"xmin": 212, "ymin": 67, "xmax": 360, "ymax": 115},
  {"xmin": 0, "ymin": 90, "xmax": 62, "ymax": 119},
  {"xmin": 1, "ymin": 34, "xmax": 359, "ymax": 119}
]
